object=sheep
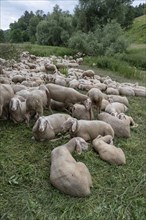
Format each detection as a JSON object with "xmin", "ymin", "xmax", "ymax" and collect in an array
[
  {"xmin": 117, "ymin": 113, "xmax": 138, "ymax": 128},
  {"xmin": 44, "ymin": 63, "xmax": 57, "ymax": 73},
  {"xmin": 25, "ymin": 85, "xmax": 51, "ymax": 124},
  {"xmin": 133, "ymin": 88, "xmax": 146, "ymax": 97},
  {"xmin": 12, "ymin": 84, "xmax": 27, "ymax": 93},
  {"xmin": 46, "ymin": 83, "xmax": 91, "ymax": 110},
  {"xmin": 98, "ymin": 112, "xmax": 131, "ymax": 138},
  {"xmin": 9, "ymin": 96, "xmax": 27, "ymax": 123},
  {"xmin": 105, "ymin": 102, "xmax": 128, "ymax": 115},
  {"xmin": 0, "ymin": 84, "xmax": 14, "ymax": 119},
  {"xmin": 118, "ymin": 86, "xmax": 135, "ymax": 96},
  {"xmin": 101, "ymin": 99, "xmax": 110, "ymax": 111},
  {"xmin": 62, "ymin": 117, "xmax": 114, "ymax": 141},
  {"xmin": 71, "ymin": 103, "xmax": 94, "ymax": 120},
  {"xmin": 87, "ymin": 88, "xmax": 103, "ymax": 114},
  {"xmin": 12, "ymin": 75, "xmax": 26, "ymax": 84},
  {"xmin": 82, "ymin": 70, "xmax": 95, "ymax": 78},
  {"xmin": 50, "ymin": 137, "xmax": 92, "ymax": 197},
  {"xmin": 106, "ymin": 87, "xmax": 119, "ymax": 95},
  {"xmin": 92, "ymin": 135, "xmax": 126, "ymax": 165},
  {"xmin": 32, "ymin": 113, "xmax": 70, "ymax": 141},
  {"xmin": 107, "ymin": 95, "xmax": 129, "ymax": 107}
]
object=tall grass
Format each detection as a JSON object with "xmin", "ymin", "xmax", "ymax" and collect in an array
[{"xmin": 84, "ymin": 56, "xmax": 142, "ymax": 80}]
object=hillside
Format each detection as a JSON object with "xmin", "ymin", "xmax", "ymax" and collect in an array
[{"xmin": 125, "ymin": 15, "xmax": 146, "ymax": 43}]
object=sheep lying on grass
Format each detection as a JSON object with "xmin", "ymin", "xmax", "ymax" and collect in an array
[
  {"xmin": 50, "ymin": 137, "xmax": 92, "ymax": 197},
  {"xmin": 92, "ymin": 135, "xmax": 126, "ymax": 165},
  {"xmin": 98, "ymin": 112, "xmax": 131, "ymax": 138},
  {"xmin": 32, "ymin": 113, "xmax": 70, "ymax": 141},
  {"xmin": 105, "ymin": 102, "xmax": 128, "ymax": 115},
  {"xmin": 62, "ymin": 117, "xmax": 114, "ymax": 141},
  {"xmin": 117, "ymin": 113, "xmax": 138, "ymax": 128}
]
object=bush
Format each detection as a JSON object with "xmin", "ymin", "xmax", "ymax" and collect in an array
[
  {"xmin": 0, "ymin": 43, "xmax": 22, "ymax": 60},
  {"xmin": 68, "ymin": 21, "xmax": 128, "ymax": 56}
]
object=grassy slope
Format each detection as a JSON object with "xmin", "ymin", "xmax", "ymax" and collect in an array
[
  {"xmin": 125, "ymin": 15, "xmax": 146, "ymax": 44},
  {"xmin": 0, "ymin": 72, "xmax": 146, "ymax": 219}
]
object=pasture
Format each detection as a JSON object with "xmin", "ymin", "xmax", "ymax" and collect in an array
[
  {"xmin": 0, "ymin": 48, "xmax": 146, "ymax": 219},
  {"xmin": 0, "ymin": 98, "xmax": 145, "ymax": 220}
]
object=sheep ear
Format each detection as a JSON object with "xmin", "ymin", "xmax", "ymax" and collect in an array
[
  {"xmin": 47, "ymin": 120, "xmax": 53, "ymax": 130},
  {"xmin": 71, "ymin": 120, "xmax": 77, "ymax": 133},
  {"xmin": 75, "ymin": 139, "xmax": 82, "ymax": 154}
]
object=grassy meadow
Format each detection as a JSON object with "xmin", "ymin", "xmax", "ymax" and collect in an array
[{"xmin": 0, "ymin": 42, "xmax": 146, "ymax": 219}]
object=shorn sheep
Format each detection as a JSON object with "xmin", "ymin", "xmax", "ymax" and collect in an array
[
  {"xmin": 32, "ymin": 113, "xmax": 70, "ymax": 141},
  {"xmin": 87, "ymin": 88, "xmax": 103, "ymax": 114},
  {"xmin": 92, "ymin": 135, "xmax": 126, "ymax": 165},
  {"xmin": 9, "ymin": 96, "xmax": 26, "ymax": 123},
  {"xmin": 0, "ymin": 84, "xmax": 14, "ymax": 119},
  {"xmin": 46, "ymin": 83, "xmax": 91, "ymax": 110},
  {"xmin": 62, "ymin": 117, "xmax": 114, "ymax": 141},
  {"xmin": 71, "ymin": 103, "xmax": 94, "ymax": 120},
  {"xmin": 50, "ymin": 137, "xmax": 93, "ymax": 197},
  {"xmin": 98, "ymin": 112, "xmax": 131, "ymax": 138},
  {"xmin": 25, "ymin": 85, "xmax": 51, "ymax": 124}
]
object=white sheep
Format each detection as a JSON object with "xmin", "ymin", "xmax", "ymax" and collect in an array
[
  {"xmin": 105, "ymin": 102, "xmax": 128, "ymax": 115},
  {"xmin": 92, "ymin": 135, "xmax": 126, "ymax": 165},
  {"xmin": 117, "ymin": 113, "xmax": 138, "ymax": 128},
  {"xmin": 71, "ymin": 103, "xmax": 94, "ymax": 120},
  {"xmin": 82, "ymin": 70, "xmax": 95, "ymax": 78},
  {"xmin": 87, "ymin": 88, "xmax": 103, "ymax": 114},
  {"xmin": 25, "ymin": 85, "xmax": 51, "ymax": 124},
  {"xmin": 0, "ymin": 84, "xmax": 14, "ymax": 119},
  {"xmin": 50, "ymin": 137, "xmax": 92, "ymax": 197},
  {"xmin": 107, "ymin": 95, "xmax": 129, "ymax": 107},
  {"xmin": 62, "ymin": 117, "xmax": 114, "ymax": 141},
  {"xmin": 98, "ymin": 112, "xmax": 131, "ymax": 138},
  {"xmin": 46, "ymin": 83, "xmax": 91, "ymax": 110},
  {"xmin": 9, "ymin": 96, "xmax": 27, "ymax": 123},
  {"xmin": 32, "ymin": 113, "xmax": 70, "ymax": 141}
]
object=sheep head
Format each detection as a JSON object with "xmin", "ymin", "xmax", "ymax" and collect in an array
[
  {"xmin": 83, "ymin": 98, "xmax": 92, "ymax": 111},
  {"xmin": 62, "ymin": 117, "xmax": 78, "ymax": 133},
  {"xmin": 38, "ymin": 116, "xmax": 53, "ymax": 132},
  {"xmin": 75, "ymin": 137, "xmax": 88, "ymax": 154},
  {"xmin": 9, "ymin": 98, "xmax": 22, "ymax": 111}
]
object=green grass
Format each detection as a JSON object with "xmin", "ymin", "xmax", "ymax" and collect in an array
[
  {"xmin": 0, "ymin": 94, "xmax": 146, "ymax": 219},
  {"xmin": 83, "ymin": 56, "xmax": 145, "ymax": 80},
  {"xmin": 17, "ymin": 43, "xmax": 76, "ymax": 57},
  {"xmin": 125, "ymin": 15, "xmax": 146, "ymax": 44}
]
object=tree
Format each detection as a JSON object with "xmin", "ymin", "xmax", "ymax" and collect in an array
[
  {"xmin": 0, "ymin": 29, "xmax": 5, "ymax": 42},
  {"xmin": 74, "ymin": 0, "xmax": 134, "ymax": 32}
]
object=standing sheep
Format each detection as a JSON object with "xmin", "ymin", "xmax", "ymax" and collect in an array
[
  {"xmin": 87, "ymin": 88, "xmax": 103, "ymax": 114},
  {"xmin": 9, "ymin": 96, "xmax": 27, "ymax": 123},
  {"xmin": 0, "ymin": 84, "xmax": 14, "ymax": 119},
  {"xmin": 46, "ymin": 83, "xmax": 91, "ymax": 110},
  {"xmin": 71, "ymin": 103, "xmax": 94, "ymax": 120},
  {"xmin": 25, "ymin": 85, "xmax": 51, "ymax": 124},
  {"xmin": 50, "ymin": 137, "xmax": 92, "ymax": 197}
]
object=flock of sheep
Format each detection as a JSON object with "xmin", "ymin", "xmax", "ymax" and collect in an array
[{"xmin": 0, "ymin": 51, "xmax": 146, "ymax": 197}]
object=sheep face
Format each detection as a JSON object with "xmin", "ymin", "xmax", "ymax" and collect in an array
[
  {"xmin": 38, "ymin": 117, "xmax": 53, "ymax": 132},
  {"xmin": 83, "ymin": 98, "xmax": 92, "ymax": 111},
  {"xmin": 75, "ymin": 137, "xmax": 88, "ymax": 154},
  {"xmin": 9, "ymin": 98, "xmax": 22, "ymax": 111},
  {"xmin": 62, "ymin": 117, "xmax": 75, "ymax": 133}
]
